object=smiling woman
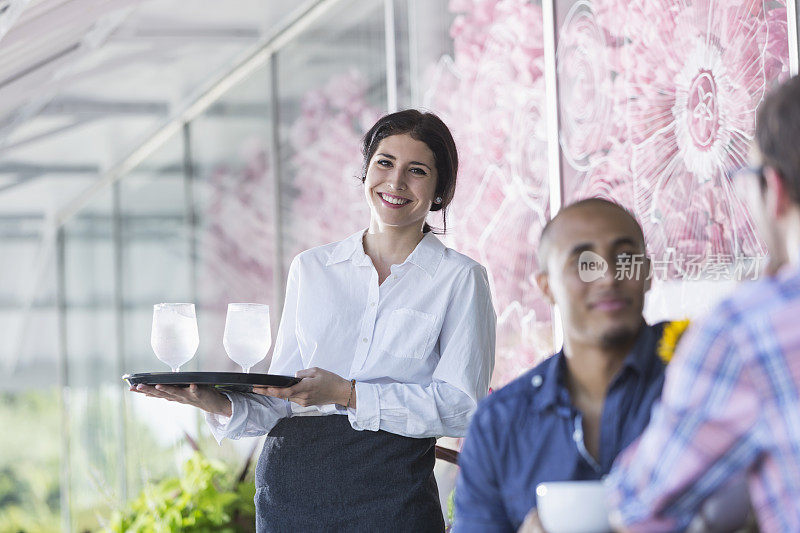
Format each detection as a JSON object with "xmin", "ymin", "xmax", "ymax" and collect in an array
[
  {"xmin": 361, "ymin": 110, "xmax": 458, "ymax": 236},
  {"xmin": 131, "ymin": 110, "xmax": 496, "ymax": 532},
  {"xmin": 365, "ymin": 133, "xmax": 438, "ymax": 234}
]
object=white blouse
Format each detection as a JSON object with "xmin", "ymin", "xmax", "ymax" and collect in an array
[{"xmin": 206, "ymin": 229, "xmax": 496, "ymax": 441}]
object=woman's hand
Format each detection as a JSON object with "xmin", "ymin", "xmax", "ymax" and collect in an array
[
  {"xmin": 254, "ymin": 367, "xmax": 353, "ymax": 408},
  {"xmin": 129, "ymin": 383, "xmax": 232, "ymax": 417}
]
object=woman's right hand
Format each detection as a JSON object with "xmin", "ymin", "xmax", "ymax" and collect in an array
[{"xmin": 130, "ymin": 383, "xmax": 232, "ymax": 417}]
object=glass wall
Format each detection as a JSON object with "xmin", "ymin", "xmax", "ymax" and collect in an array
[
  {"xmin": 191, "ymin": 62, "xmax": 277, "ymax": 372},
  {"xmin": 420, "ymin": 0, "xmax": 554, "ymax": 386},
  {"xmin": 0, "ymin": 167, "xmax": 82, "ymax": 529},
  {"xmin": 0, "ymin": 0, "xmax": 796, "ymax": 530},
  {"xmin": 62, "ymin": 188, "xmax": 121, "ymax": 528},
  {"xmin": 117, "ymin": 135, "xmax": 198, "ymax": 515},
  {"xmin": 276, "ymin": 0, "xmax": 388, "ymax": 270}
]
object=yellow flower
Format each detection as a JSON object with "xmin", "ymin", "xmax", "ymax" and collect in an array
[{"xmin": 657, "ymin": 319, "xmax": 690, "ymax": 364}]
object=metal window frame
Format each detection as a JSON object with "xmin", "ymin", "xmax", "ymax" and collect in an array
[{"xmin": 790, "ymin": 0, "xmax": 799, "ymax": 75}]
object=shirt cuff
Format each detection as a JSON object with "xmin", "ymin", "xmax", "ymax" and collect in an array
[
  {"xmin": 204, "ymin": 391, "xmax": 247, "ymax": 444},
  {"xmin": 348, "ymin": 381, "xmax": 380, "ymax": 431}
]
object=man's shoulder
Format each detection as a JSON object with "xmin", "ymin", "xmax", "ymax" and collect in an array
[
  {"xmin": 674, "ymin": 274, "xmax": 800, "ymax": 367},
  {"xmin": 707, "ymin": 273, "xmax": 800, "ymax": 325}
]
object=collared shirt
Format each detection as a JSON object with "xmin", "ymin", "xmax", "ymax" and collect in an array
[
  {"xmin": 607, "ymin": 266, "xmax": 800, "ymax": 532},
  {"xmin": 206, "ymin": 229, "xmax": 496, "ymax": 443},
  {"xmin": 453, "ymin": 322, "xmax": 666, "ymax": 532}
]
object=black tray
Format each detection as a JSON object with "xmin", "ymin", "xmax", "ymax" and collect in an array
[{"xmin": 123, "ymin": 371, "xmax": 301, "ymax": 393}]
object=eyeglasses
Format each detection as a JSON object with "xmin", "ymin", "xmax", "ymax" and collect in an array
[{"xmin": 727, "ymin": 164, "xmax": 765, "ymax": 185}]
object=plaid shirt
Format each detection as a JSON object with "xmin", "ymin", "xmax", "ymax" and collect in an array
[{"xmin": 607, "ymin": 265, "xmax": 800, "ymax": 532}]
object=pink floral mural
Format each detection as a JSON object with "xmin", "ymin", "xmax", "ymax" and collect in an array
[
  {"xmin": 426, "ymin": 0, "xmax": 553, "ymax": 386},
  {"xmin": 557, "ymin": 0, "xmax": 620, "ymax": 172},
  {"xmin": 200, "ymin": 139, "xmax": 275, "ymax": 308},
  {"xmin": 564, "ymin": 0, "xmax": 791, "ymax": 277},
  {"xmin": 422, "ymin": 0, "xmax": 791, "ymax": 386},
  {"xmin": 285, "ymin": 69, "xmax": 382, "ymax": 260},
  {"xmin": 625, "ymin": 0, "xmax": 772, "ymax": 266}
]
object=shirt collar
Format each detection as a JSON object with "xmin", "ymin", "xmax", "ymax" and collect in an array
[
  {"xmin": 529, "ymin": 351, "xmax": 565, "ymax": 412},
  {"xmin": 530, "ymin": 321, "xmax": 661, "ymax": 413},
  {"xmin": 406, "ymin": 232, "xmax": 446, "ymax": 278},
  {"xmin": 619, "ymin": 321, "xmax": 663, "ymax": 376},
  {"xmin": 325, "ymin": 229, "xmax": 445, "ymax": 278},
  {"xmin": 326, "ymin": 229, "xmax": 370, "ymax": 267}
]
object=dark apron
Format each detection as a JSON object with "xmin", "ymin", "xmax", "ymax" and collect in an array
[{"xmin": 255, "ymin": 414, "xmax": 444, "ymax": 532}]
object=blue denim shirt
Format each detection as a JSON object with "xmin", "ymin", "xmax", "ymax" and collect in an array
[{"xmin": 454, "ymin": 322, "xmax": 667, "ymax": 532}]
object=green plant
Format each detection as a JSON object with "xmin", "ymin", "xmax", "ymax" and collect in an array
[
  {"xmin": 107, "ymin": 451, "xmax": 256, "ymax": 533},
  {"xmin": 447, "ymin": 487, "xmax": 456, "ymax": 527},
  {"xmin": 0, "ymin": 390, "xmax": 62, "ymax": 533}
]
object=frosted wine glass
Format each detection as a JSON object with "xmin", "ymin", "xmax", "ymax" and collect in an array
[
  {"xmin": 223, "ymin": 303, "xmax": 271, "ymax": 373},
  {"xmin": 151, "ymin": 303, "xmax": 199, "ymax": 372}
]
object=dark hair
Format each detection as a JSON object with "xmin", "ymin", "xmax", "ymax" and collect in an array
[
  {"xmin": 756, "ymin": 75, "xmax": 800, "ymax": 203},
  {"xmin": 361, "ymin": 109, "xmax": 458, "ymax": 233}
]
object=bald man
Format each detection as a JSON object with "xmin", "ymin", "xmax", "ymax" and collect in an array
[{"xmin": 453, "ymin": 199, "xmax": 668, "ymax": 532}]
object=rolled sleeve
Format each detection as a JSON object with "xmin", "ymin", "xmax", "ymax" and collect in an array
[
  {"xmin": 204, "ymin": 391, "xmax": 247, "ymax": 444},
  {"xmin": 204, "ymin": 391, "xmax": 290, "ymax": 444},
  {"xmin": 349, "ymin": 381, "xmax": 381, "ymax": 431}
]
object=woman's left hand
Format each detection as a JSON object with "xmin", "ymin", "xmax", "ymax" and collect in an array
[{"xmin": 253, "ymin": 367, "xmax": 353, "ymax": 408}]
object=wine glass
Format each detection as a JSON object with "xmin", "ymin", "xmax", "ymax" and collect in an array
[
  {"xmin": 223, "ymin": 303, "xmax": 271, "ymax": 373},
  {"xmin": 151, "ymin": 303, "xmax": 199, "ymax": 372}
]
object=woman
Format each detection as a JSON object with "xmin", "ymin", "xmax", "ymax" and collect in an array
[{"xmin": 133, "ymin": 110, "xmax": 496, "ymax": 532}]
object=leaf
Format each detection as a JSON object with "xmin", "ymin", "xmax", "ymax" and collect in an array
[{"xmin": 107, "ymin": 451, "xmax": 257, "ymax": 532}]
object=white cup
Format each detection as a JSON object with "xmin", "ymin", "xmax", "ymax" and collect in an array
[{"xmin": 536, "ymin": 480, "xmax": 611, "ymax": 533}]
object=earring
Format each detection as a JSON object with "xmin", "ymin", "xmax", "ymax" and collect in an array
[{"xmin": 434, "ymin": 196, "xmax": 442, "ymax": 204}]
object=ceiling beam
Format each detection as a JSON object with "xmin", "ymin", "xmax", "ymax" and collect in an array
[
  {"xmin": 0, "ymin": 162, "xmax": 99, "ymax": 174},
  {"xmin": 0, "ymin": 1, "xmax": 140, "ymax": 150},
  {"xmin": 0, "ymin": 161, "xmax": 183, "ymax": 176},
  {"xmin": 116, "ymin": 25, "xmax": 260, "ymax": 42},
  {"xmin": 0, "ymin": 0, "xmax": 31, "ymax": 46},
  {"xmin": 0, "ymin": 212, "xmax": 185, "ymax": 222},
  {"xmin": 0, "ymin": 42, "xmax": 80, "ymax": 91},
  {"xmin": 55, "ymin": 0, "xmax": 343, "ymax": 228},
  {"xmin": 0, "ymin": 98, "xmax": 271, "ymax": 136},
  {"xmin": 32, "ymin": 97, "xmax": 270, "ymax": 118},
  {"xmin": 0, "ymin": 171, "xmax": 36, "ymax": 193},
  {"xmin": 0, "ymin": 116, "xmax": 95, "ymax": 152},
  {"xmin": 42, "ymin": 98, "xmax": 169, "ymax": 116}
]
